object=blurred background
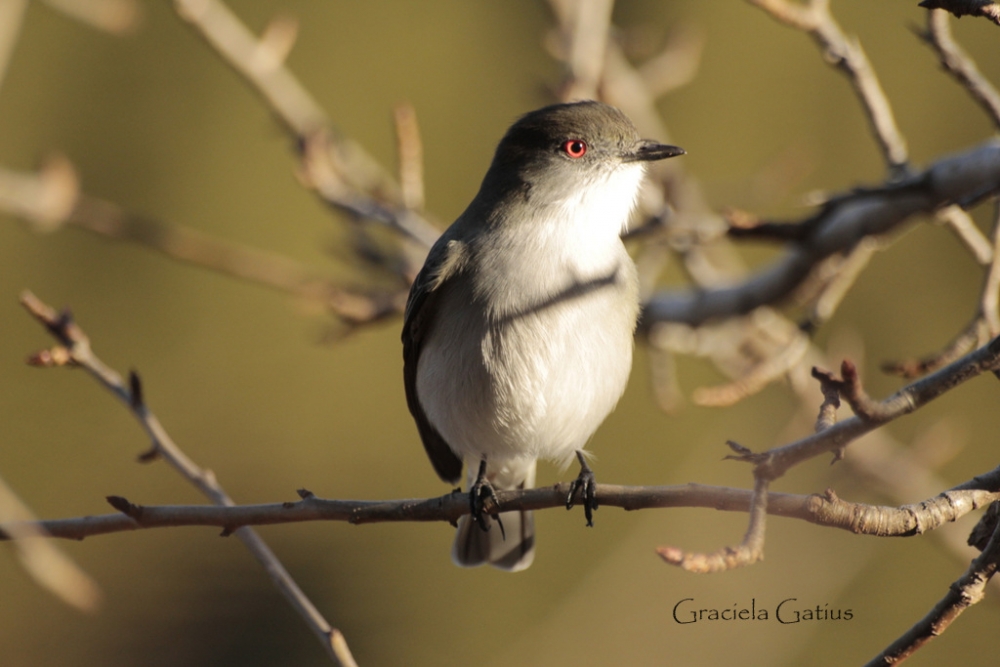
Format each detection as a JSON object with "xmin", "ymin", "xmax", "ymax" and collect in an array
[{"xmin": 2, "ymin": 1, "xmax": 1000, "ymax": 665}]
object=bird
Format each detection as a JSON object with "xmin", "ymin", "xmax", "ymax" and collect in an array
[{"xmin": 402, "ymin": 100, "xmax": 684, "ymax": 571}]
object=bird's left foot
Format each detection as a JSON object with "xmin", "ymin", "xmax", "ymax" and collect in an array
[
  {"xmin": 469, "ymin": 458, "xmax": 505, "ymax": 538},
  {"xmin": 566, "ymin": 451, "xmax": 598, "ymax": 527}
]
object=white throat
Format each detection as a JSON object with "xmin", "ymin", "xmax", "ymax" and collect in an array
[{"xmin": 546, "ymin": 161, "xmax": 646, "ymax": 271}]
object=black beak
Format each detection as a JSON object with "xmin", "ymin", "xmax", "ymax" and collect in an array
[{"xmin": 624, "ymin": 140, "xmax": 686, "ymax": 162}]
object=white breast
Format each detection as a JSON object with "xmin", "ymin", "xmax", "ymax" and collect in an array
[{"xmin": 416, "ymin": 161, "xmax": 644, "ymax": 471}]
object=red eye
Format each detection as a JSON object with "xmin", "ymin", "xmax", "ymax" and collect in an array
[{"xmin": 562, "ymin": 139, "xmax": 587, "ymax": 158}]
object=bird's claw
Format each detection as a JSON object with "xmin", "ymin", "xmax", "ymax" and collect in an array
[
  {"xmin": 566, "ymin": 451, "xmax": 598, "ymax": 527},
  {"xmin": 469, "ymin": 459, "xmax": 505, "ymax": 539}
]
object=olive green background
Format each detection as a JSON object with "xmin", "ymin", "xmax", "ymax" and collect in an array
[{"xmin": 2, "ymin": 2, "xmax": 999, "ymax": 665}]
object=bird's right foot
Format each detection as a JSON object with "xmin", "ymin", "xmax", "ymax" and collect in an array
[
  {"xmin": 566, "ymin": 451, "xmax": 598, "ymax": 527},
  {"xmin": 469, "ymin": 458, "xmax": 505, "ymax": 539}
]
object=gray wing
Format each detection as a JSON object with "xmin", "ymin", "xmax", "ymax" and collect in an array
[{"xmin": 402, "ymin": 239, "xmax": 466, "ymax": 485}]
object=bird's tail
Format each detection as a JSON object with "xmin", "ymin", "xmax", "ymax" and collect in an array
[{"xmin": 451, "ymin": 461, "xmax": 536, "ymax": 572}]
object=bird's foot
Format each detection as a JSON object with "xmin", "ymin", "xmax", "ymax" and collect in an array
[
  {"xmin": 469, "ymin": 459, "xmax": 505, "ymax": 539},
  {"xmin": 566, "ymin": 451, "xmax": 598, "ymax": 527}
]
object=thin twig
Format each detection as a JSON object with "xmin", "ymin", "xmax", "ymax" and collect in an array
[
  {"xmin": 808, "ymin": 238, "xmax": 879, "ymax": 326},
  {"xmin": 812, "ymin": 366, "xmax": 843, "ymax": 432},
  {"xmin": 657, "ymin": 474, "xmax": 771, "ymax": 573},
  {"xmin": 172, "ymin": 0, "xmax": 439, "ymax": 251},
  {"xmin": 749, "ymin": 0, "xmax": 909, "ymax": 174},
  {"xmin": 691, "ymin": 328, "xmax": 809, "ymax": 407},
  {"xmin": 982, "ymin": 202, "xmax": 1000, "ymax": 334},
  {"xmin": 881, "ymin": 314, "xmax": 987, "ymax": 379},
  {"xmin": 864, "ymin": 506, "xmax": 1000, "ymax": 665},
  {"xmin": 19, "ymin": 291, "xmax": 357, "ymax": 667},
  {"xmin": 883, "ymin": 202, "xmax": 1000, "ymax": 377},
  {"xmin": 921, "ymin": 8, "xmax": 1000, "ymax": 130},
  {"xmin": 758, "ymin": 339, "xmax": 1000, "ymax": 480},
  {"xmin": 936, "ymin": 205, "xmax": 994, "ymax": 265},
  {"xmin": 0, "ymin": 160, "xmax": 403, "ymax": 325}
]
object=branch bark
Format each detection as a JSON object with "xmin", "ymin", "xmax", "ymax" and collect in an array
[{"xmin": 3, "ymin": 473, "xmax": 998, "ymax": 543}]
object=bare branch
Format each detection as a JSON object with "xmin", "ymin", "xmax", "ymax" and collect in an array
[
  {"xmin": 172, "ymin": 0, "xmax": 439, "ymax": 251},
  {"xmin": 812, "ymin": 359, "xmax": 889, "ymax": 420},
  {"xmin": 657, "ymin": 475, "xmax": 770, "ymax": 573},
  {"xmin": 882, "ymin": 316, "xmax": 987, "ymax": 378},
  {"xmin": 19, "ymin": 291, "xmax": 357, "ymax": 667},
  {"xmin": 864, "ymin": 502, "xmax": 1000, "ymax": 665},
  {"xmin": 0, "ymin": 471, "xmax": 101, "ymax": 612},
  {"xmin": 671, "ymin": 340, "xmax": 1000, "ymax": 578},
  {"xmin": 883, "ymin": 203, "xmax": 1000, "ymax": 378},
  {"xmin": 393, "ymin": 103, "xmax": 425, "ymax": 212},
  {"xmin": 41, "ymin": 0, "xmax": 141, "ymax": 34},
  {"xmin": 807, "ymin": 237, "xmax": 878, "ymax": 326},
  {"xmin": 5, "ymin": 468, "xmax": 998, "ymax": 542},
  {"xmin": 936, "ymin": 205, "xmax": 994, "ymax": 264},
  {"xmin": 920, "ymin": 8, "xmax": 1000, "ymax": 128},
  {"xmin": 982, "ymin": 202, "xmax": 1000, "ymax": 334},
  {"xmin": 643, "ymin": 140, "xmax": 1000, "ymax": 327},
  {"xmin": 725, "ymin": 208, "xmax": 809, "ymax": 242},
  {"xmin": 691, "ymin": 328, "xmax": 809, "ymax": 407},
  {"xmin": 545, "ymin": 0, "xmax": 615, "ymax": 101},
  {"xmin": 758, "ymin": 337, "xmax": 1000, "ymax": 480},
  {"xmin": 812, "ymin": 366, "xmax": 843, "ymax": 432},
  {"xmin": 637, "ymin": 25, "xmax": 704, "ymax": 98},
  {"xmin": 0, "ymin": 160, "xmax": 405, "ymax": 325},
  {"xmin": 749, "ymin": 0, "xmax": 909, "ymax": 174}
]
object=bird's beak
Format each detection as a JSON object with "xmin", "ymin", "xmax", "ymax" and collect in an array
[{"xmin": 624, "ymin": 140, "xmax": 685, "ymax": 162}]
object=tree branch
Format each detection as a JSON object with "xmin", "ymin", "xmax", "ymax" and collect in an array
[
  {"xmin": 756, "ymin": 338, "xmax": 1000, "ymax": 480},
  {"xmin": 19, "ymin": 291, "xmax": 357, "ymax": 667},
  {"xmin": 656, "ymin": 472, "xmax": 771, "ymax": 572},
  {"xmin": 3, "ymin": 471, "xmax": 997, "ymax": 543},
  {"xmin": 0, "ymin": 470, "xmax": 101, "ymax": 612},
  {"xmin": 0, "ymin": 159, "xmax": 405, "ymax": 326},
  {"xmin": 173, "ymin": 0, "xmax": 440, "ymax": 253},
  {"xmin": 864, "ymin": 500, "xmax": 1000, "ymax": 665},
  {"xmin": 749, "ymin": 0, "xmax": 909, "ymax": 174},
  {"xmin": 643, "ymin": 139, "xmax": 1000, "ymax": 327}
]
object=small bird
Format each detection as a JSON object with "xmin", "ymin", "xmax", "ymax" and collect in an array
[{"xmin": 402, "ymin": 101, "xmax": 684, "ymax": 571}]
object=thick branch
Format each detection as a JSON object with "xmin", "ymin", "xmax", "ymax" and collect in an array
[{"xmin": 643, "ymin": 140, "xmax": 1000, "ymax": 327}]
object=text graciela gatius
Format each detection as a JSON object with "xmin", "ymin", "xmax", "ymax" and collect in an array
[{"xmin": 672, "ymin": 598, "xmax": 853, "ymax": 624}]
